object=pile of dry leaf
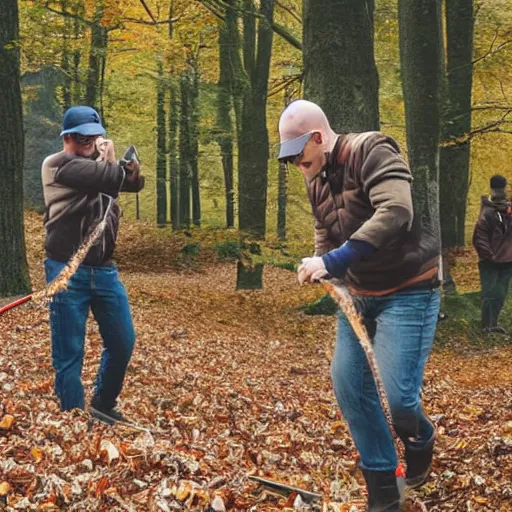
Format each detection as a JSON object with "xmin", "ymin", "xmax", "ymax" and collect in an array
[{"xmin": 0, "ymin": 213, "xmax": 510, "ymax": 511}]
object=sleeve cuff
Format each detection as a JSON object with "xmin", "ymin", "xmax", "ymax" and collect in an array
[{"xmin": 322, "ymin": 239, "xmax": 376, "ymax": 278}]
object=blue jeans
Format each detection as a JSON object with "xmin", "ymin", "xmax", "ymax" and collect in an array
[
  {"xmin": 331, "ymin": 288, "xmax": 440, "ymax": 471},
  {"xmin": 44, "ymin": 259, "xmax": 136, "ymax": 411}
]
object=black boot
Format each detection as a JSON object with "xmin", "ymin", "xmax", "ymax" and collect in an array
[
  {"xmin": 405, "ymin": 431, "xmax": 435, "ymax": 489},
  {"xmin": 362, "ymin": 469, "xmax": 403, "ymax": 512}
]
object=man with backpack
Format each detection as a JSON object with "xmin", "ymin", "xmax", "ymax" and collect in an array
[{"xmin": 473, "ymin": 174, "xmax": 512, "ymax": 334}]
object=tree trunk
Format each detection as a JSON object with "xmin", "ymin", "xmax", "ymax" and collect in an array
[
  {"xmin": 235, "ymin": 0, "xmax": 274, "ymax": 290},
  {"xmin": 84, "ymin": 1, "xmax": 107, "ymax": 112},
  {"xmin": 439, "ymin": 0, "xmax": 474, "ymax": 247},
  {"xmin": 168, "ymin": 4, "xmax": 179, "ymax": 231},
  {"xmin": 156, "ymin": 60, "xmax": 167, "ymax": 226},
  {"xmin": 189, "ymin": 56, "xmax": 201, "ymax": 227},
  {"xmin": 236, "ymin": 261, "xmax": 264, "ymax": 290},
  {"xmin": 277, "ymin": 87, "xmax": 293, "ymax": 241},
  {"xmin": 216, "ymin": 0, "xmax": 273, "ymax": 288},
  {"xmin": 169, "ymin": 78, "xmax": 180, "ymax": 230},
  {"xmin": 179, "ymin": 70, "xmax": 191, "ymax": 229},
  {"xmin": 399, "ymin": 0, "xmax": 441, "ymax": 239},
  {"xmin": 178, "ymin": 56, "xmax": 201, "ymax": 230},
  {"xmin": 277, "ymin": 159, "xmax": 288, "ymax": 241},
  {"xmin": 60, "ymin": 0, "xmax": 72, "ymax": 110},
  {"xmin": 61, "ymin": 0, "xmax": 83, "ymax": 107},
  {"xmin": 0, "ymin": 0, "xmax": 31, "ymax": 296},
  {"xmin": 217, "ymin": 18, "xmax": 235, "ymax": 228},
  {"xmin": 237, "ymin": 0, "xmax": 274, "ymax": 238},
  {"xmin": 72, "ymin": 1, "xmax": 83, "ymax": 103},
  {"xmin": 303, "ymin": 0, "xmax": 380, "ymax": 131}
]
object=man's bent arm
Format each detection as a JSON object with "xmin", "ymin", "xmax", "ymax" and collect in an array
[
  {"xmin": 54, "ymin": 157, "xmax": 124, "ymax": 197},
  {"xmin": 351, "ymin": 178, "xmax": 414, "ymax": 248}
]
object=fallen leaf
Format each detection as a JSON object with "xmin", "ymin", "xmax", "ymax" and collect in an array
[
  {"xmin": 0, "ymin": 414, "xmax": 15, "ymax": 430},
  {"xmin": 31, "ymin": 447, "xmax": 44, "ymax": 463},
  {"xmin": 100, "ymin": 440, "xmax": 119, "ymax": 463},
  {"xmin": 0, "ymin": 481, "xmax": 11, "ymax": 496}
]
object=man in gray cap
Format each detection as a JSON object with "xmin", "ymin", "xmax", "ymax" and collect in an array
[
  {"xmin": 41, "ymin": 106, "xmax": 144, "ymax": 423},
  {"xmin": 278, "ymin": 100, "xmax": 441, "ymax": 511}
]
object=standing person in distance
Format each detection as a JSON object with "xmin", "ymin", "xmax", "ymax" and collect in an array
[{"xmin": 473, "ymin": 174, "xmax": 512, "ymax": 335}]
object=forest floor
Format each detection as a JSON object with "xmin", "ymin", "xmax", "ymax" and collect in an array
[{"xmin": 0, "ymin": 211, "xmax": 510, "ymax": 511}]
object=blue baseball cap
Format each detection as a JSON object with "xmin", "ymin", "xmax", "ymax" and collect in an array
[{"xmin": 60, "ymin": 106, "xmax": 106, "ymax": 136}]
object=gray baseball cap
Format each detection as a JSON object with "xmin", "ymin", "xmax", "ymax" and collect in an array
[{"xmin": 278, "ymin": 131, "xmax": 314, "ymax": 162}]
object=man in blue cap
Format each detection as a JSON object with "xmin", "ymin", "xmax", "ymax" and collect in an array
[{"xmin": 41, "ymin": 106, "xmax": 144, "ymax": 423}]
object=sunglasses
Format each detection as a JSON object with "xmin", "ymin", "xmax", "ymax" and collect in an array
[
  {"xmin": 283, "ymin": 132, "xmax": 315, "ymax": 165},
  {"xmin": 73, "ymin": 134, "xmax": 100, "ymax": 145},
  {"xmin": 282, "ymin": 153, "xmax": 302, "ymax": 166}
]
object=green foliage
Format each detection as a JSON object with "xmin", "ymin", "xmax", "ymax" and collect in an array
[
  {"xmin": 301, "ymin": 294, "xmax": 338, "ymax": 316},
  {"xmin": 181, "ymin": 242, "xmax": 200, "ymax": 256},
  {"xmin": 272, "ymin": 261, "xmax": 296, "ymax": 272},
  {"xmin": 215, "ymin": 240, "xmax": 241, "ymax": 260}
]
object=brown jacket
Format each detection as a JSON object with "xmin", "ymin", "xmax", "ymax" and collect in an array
[
  {"xmin": 307, "ymin": 132, "xmax": 439, "ymax": 294},
  {"xmin": 42, "ymin": 151, "xmax": 144, "ymax": 266},
  {"xmin": 472, "ymin": 196, "xmax": 512, "ymax": 263}
]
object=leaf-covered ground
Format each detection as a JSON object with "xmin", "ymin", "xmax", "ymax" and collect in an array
[{"xmin": 0, "ymin": 213, "xmax": 511, "ymax": 511}]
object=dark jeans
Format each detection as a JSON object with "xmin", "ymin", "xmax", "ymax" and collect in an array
[
  {"xmin": 331, "ymin": 289, "xmax": 440, "ymax": 471},
  {"xmin": 45, "ymin": 259, "xmax": 136, "ymax": 411},
  {"xmin": 478, "ymin": 260, "xmax": 512, "ymax": 328}
]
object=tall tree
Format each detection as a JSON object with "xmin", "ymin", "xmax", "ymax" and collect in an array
[
  {"xmin": 169, "ymin": 77, "xmax": 180, "ymax": 230},
  {"xmin": 60, "ymin": 0, "xmax": 72, "ymax": 110},
  {"xmin": 303, "ymin": 0, "xmax": 380, "ymax": 131},
  {"xmin": 235, "ymin": 0, "xmax": 274, "ymax": 288},
  {"xmin": 439, "ymin": 0, "xmax": 474, "ymax": 247},
  {"xmin": 188, "ymin": 53, "xmax": 201, "ymax": 227},
  {"xmin": 277, "ymin": 86, "xmax": 293, "ymax": 241},
  {"xmin": 168, "ymin": 4, "xmax": 180, "ymax": 231},
  {"xmin": 178, "ymin": 54, "xmax": 202, "ymax": 229},
  {"xmin": 179, "ymin": 69, "xmax": 192, "ymax": 228},
  {"xmin": 237, "ymin": 0, "xmax": 275, "ymax": 238},
  {"xmin": 71, "ymin": 1, "xmax": 84, "ymax": 104},
  {"xmin": 156, "ymin": 59, "xmax": 168, "ymax": 226},
  {"xmin": 216, "ymin": 12, "xmax": 235, "ymax": 228},
  {"xmin": 0, "ymin": 0, "xmax": 31, "ymax": 296},
  {"xmin": 84, "ymin": 0, "xmax": 108, "ymax": 115},
  {"xmin": 399, "ymin": 0, "xmax": 441, "ymax": 237},
  {"xmin": 204, "ymin": 0, "xmax": 274, "ymax": 288}
]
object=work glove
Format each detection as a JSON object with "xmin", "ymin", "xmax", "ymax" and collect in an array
[{"xmin": 297, "ymin": 256, "xmax": 329, "ymax": 285}]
